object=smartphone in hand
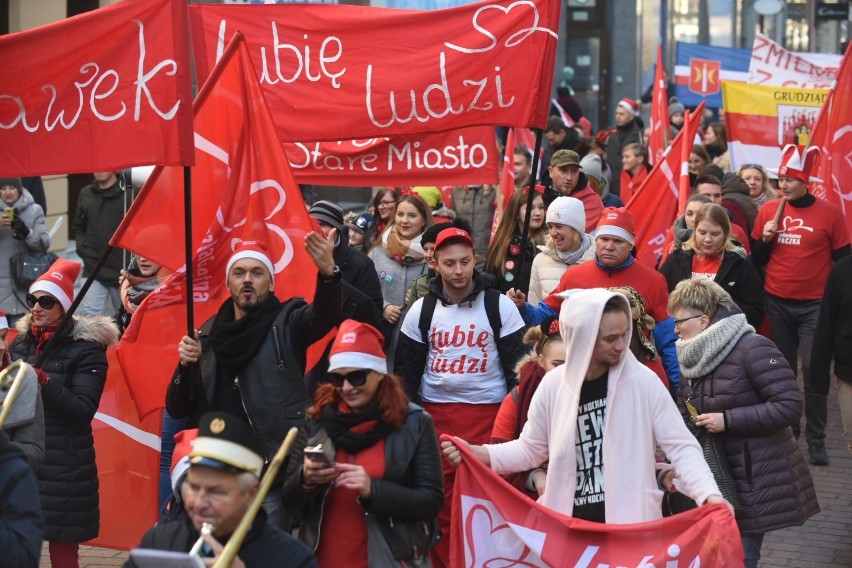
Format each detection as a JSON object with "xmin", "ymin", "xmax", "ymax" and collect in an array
[{"xmin": 304, "ymin": 444, "xmax": 334, "ymax": 468}]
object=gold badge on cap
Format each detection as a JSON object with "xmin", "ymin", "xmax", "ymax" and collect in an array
[{"xmin": 210, "ymin": 418, "xmax": 226, "ymax": 434}]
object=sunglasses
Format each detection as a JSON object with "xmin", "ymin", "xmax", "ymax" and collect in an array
[
  {"xmin": 326, "ymin": 370, "xmax": 370, "ymax": 388},
  {"xmin": 26, "ymin": 294, "xmax": 59, "ymax": 310}
]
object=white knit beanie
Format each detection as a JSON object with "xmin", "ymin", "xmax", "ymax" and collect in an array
[{"xmin": 546, "ymin": 196, "xmax": 586, "ymax": 236}]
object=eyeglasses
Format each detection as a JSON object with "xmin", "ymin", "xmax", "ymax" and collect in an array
[
  {"xmin": 377, "ymin": 200, "xmax": 396, "ymax": 207},
  {"xmin": 326, "ymin": 370, "xmax": 370, "ymax": 388},
  {"xmin": 673, "ymin": 314, "xmax": 703, "ymax": 325},
  {"xmin": 26, "ymin": 294, "xmax": 59, "ymax": 310}
]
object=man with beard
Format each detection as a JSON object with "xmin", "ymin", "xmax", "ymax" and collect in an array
[{"xmin": 166, "ymin": 234, "xmax": 341, "ymax": 529}]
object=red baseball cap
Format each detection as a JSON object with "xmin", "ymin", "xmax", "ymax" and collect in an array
[{"xmin": 434, "ymin": 228, "xmax": 474, "ymax": 252}]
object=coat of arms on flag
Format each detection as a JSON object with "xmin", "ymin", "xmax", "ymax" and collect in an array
[{"xmin": 689, "ymin": 58, "xmax": 722, "ymax": 95}]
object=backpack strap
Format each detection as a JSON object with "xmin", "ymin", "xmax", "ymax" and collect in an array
[
  {"xmin": 418, "ymin": 294, "xmax": 438, "ymax": 344},
  {"xmin": 419, "ymin": 288, "xmax": 502, "ymax": 343},
  {"xmin": 484, "ymin": 288, "xmax": 503, "ymax": 340}
]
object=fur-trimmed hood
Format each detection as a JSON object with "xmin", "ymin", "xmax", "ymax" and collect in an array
[{"xmin": 16, "ymin": 313, "xmax": 119, "ymax": 348}]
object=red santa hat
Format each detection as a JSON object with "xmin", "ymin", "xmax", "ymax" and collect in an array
[
  {"xmin": 0, "ymin": 309, "xmax": 7, "ymax": 331},
  {"xmin": 29, "ymin": 258, "xmax": 81, "ymax": 313},
  {"xmin": 770, "ymin": 144, "xmax": 822, "ymax": 184},
  {"xmin": 170, "ymin": 428, "xmax": 198, "ymax": 498},
  {"xmin": 226, "ymin": 241, "xmax": 275, "ymax": 284},
  {"xmin": 328, "ymin": 319, "xmax": 387, "ymax": 375},
  {"xmin": 594, "ymin": 207, "xmax": 635, "ymax": 245},
  {"xmin": 617, "ymin": 97, "xmax": 640, "ymax": 116}
]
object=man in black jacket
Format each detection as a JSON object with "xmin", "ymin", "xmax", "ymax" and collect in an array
[
  {"xmin": 0, "ymin": 429, "xmax": 43, "ymax": 568},
  {"xmin": 167, "ymin": 234, "xmax": 341, "ymax": 530},
  {"xmin": 394, "ymin": 228, "xmax": 526, "ymax": 568},
  {"xmin": 125, "ymin": 412, "xmax": 317, "ymax": 568}
]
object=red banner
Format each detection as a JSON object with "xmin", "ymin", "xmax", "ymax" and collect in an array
[
  {"xmin": 112, "ymin": 35, "xmax": 317, "ymax": 417},
  {"xmin": 626, "ymin": 102, "xmax": 705, "ymax": 266},
  {"xmin": 648, "ymin": 45, "xmax": 669, "ymax": 165},
  {"xmin": 450, "ymin": 437, "xmax": 744, "ymax": 567},
  {"xmin": 283, "ymin": 128, "xmax": 499, "ymax": 187},
  {"xmin": 0, "ymin": 0, "xmax": 194, "ymax": 176},
  {"xmin": 809, "ymin": 47, "xmax": 852, "ymax": 239},
  {"xmin": 188, "ymin": 0, "xmax": 560, "ymax": 142},
  {"xmin": 90, "ymin": 349, "xmax": 160, "ymax": 550}
]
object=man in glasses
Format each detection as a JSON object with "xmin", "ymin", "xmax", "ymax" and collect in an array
[
  {"xmin": 752, "ymin": 144, "xmax": 850, "ymax": 466},
  {"xmin": 167, "ymin": 236, "xmax": 342, "ymax": 529},
  {"xmin": 395, "ymin": 227, "xmax": 526, "ymax": 568}
]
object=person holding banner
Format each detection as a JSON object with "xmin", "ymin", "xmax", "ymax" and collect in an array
[
  {"xmin": 442, "ymin": 288, "xmax": 729, "ymax": 525},
  {"xmin": 751, "ymin": 144, "xmax": 851, "ymax": 466},
  {"xmin": 669, "ymin": 277, "xmax": 818, "ymax": 568},
  {"xmin": 167, "ymin": 236, "xmax": 342, "ymax": 530}
]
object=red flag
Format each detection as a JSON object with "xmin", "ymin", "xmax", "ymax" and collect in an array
[
  {"xmin": 494, "ymin": 127, "xmax": 537, "ymax": 237},
  {"xmin": 626, "ymin": 102, "xmax": 705, "ymax": 266},
  {"xmin": 90, "ymin": 349, "xmax": 161, "ymax": 550},
  {"xmin": 809, "ymin": 47, "xmax": 852, "ymax": 239},
  {"xmin": 677, "ymin": 108, "xmax": 696, "ymax": 217},
  {"xmin": 113, "ymin": 34, "xmax": 318, "ymax": 418},
  {"xmin": 449, "ymin": 436, "xmax": 743, "ymax": 567},
  {"xmin": 648, "ymin": 45, "xmax": 669, "ymax": 165},
  {"xmin": 0, "ymin": 0, "xmax": 194, "ymax": 176}
]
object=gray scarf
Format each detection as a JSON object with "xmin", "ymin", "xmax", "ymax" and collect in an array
[
  {"xmin": 542, "ymin": 233, "xmax": 593, "ymax": 265},
  {"xmin": 676, "ymin": 313, "xmax": 753, "ymax": 380}
]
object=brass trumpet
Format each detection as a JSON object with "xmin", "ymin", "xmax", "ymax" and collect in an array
[{"xmin": 0, "ymin": 361, "xmax": 29, "ymax": 430}]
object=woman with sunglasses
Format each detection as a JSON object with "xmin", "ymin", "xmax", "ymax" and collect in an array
[
  {"xmin": 668, "ymin": 277, "xmax": 817, "ymax": 568},
  {"xmin": 737, "ymin": 163, "xmax": 777, "ymax": 210},
  {"xmin": 285, "ymin": 319, "xmax": 443, "ymax": 567},
  {"xmin": 0, "ymin": 177, "xmax": 51, "ymax": 328},
  {"xmin": 9, "ymin": 258, "xmax": 119, "ymax": 568}
]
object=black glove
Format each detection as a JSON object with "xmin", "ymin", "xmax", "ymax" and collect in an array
[{"xmin": 11, "ymin": 217, "xmax": 29, "ymax": 240}]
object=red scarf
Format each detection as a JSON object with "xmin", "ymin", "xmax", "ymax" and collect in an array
[{"xmin": 31, "ymin": 320, "xmax": 62, "ymax": 354}]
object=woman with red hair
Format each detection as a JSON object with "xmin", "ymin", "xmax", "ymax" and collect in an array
[{"xmin": 284, "ymin": 319, "xmax": 443, "ymax": 568}]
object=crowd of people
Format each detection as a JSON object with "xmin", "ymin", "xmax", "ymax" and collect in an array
[{"xmin": 1, "ymin": 96, "xmax": 850, "ymax": 568}]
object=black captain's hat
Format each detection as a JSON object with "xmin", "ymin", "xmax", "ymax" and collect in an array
[{"xmin": 189, "ymin": 412, "xmax": 266, "ymax": 478}]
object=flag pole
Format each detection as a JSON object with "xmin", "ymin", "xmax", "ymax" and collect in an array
[
  {"xmin": 183, "ymin": 165, "xmax": 194, "ymax": 337},
  {"xmin": 516, "ymin": 127, "xmax": 544, "ymax": 296}
]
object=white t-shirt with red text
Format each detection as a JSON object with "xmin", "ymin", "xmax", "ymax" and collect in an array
[{"xmin": 400, "ymin": 292, "xmax": 525, "ymax": 404}]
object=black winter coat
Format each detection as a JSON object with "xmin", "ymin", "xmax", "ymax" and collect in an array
[
  {"xmin": 0, "ymin": 430, "xmax": 43, "ymax": 568},
  {"xmin": 73, "ymin": 180, "xmax": 131, "ymax": 283},
  {"xmin": 123, "ymin": 510, "xmax": 317, "ymax": 568},
  {"xmin": 679, "ymin": 323, "xmax": 819, "ymax": 534},
  {"xmin": 811, "ymin": 255, "xmax": 852, "ymax": 393},
  {"xmin": 284, "ymin": 403, "xmax": 443, "ymax": 556},
  {"xmin": 659, "ymin": 249, "xmax": 765, "ymax": 327},
  {"xmin": 10, "ymin": 315, "xmax": 118, "ymax": 542}
]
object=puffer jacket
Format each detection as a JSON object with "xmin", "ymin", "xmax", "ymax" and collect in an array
[
  {"xmin": 0, "ymin": 430, "xmax": 43, "ymax": 568},
  {"xmin": 451, "ymin": 186, "xmax": 496, "ymax": 270},
  {"xmin": 10, "ymin": 314, "xmax": 118, "ymax": 542},
  {"xmin": 284, "ymin": 403, "xmax": 444, "ymax": 559},
  {"xmin": 0, "ymin": 188, "xmax": 50, "ymax": 317},
  {"xmin": 527, "ymin": 238, "xmax": 595, "ymax": 305},
  {"xmin": 678, "ymin": 314, "xmax": 819, "ymax": 534}
]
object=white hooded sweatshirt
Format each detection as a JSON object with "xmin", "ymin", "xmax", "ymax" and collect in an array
[{"xmin": 486, "ymin": 288, "xmax": 721, "ymax": 523}]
